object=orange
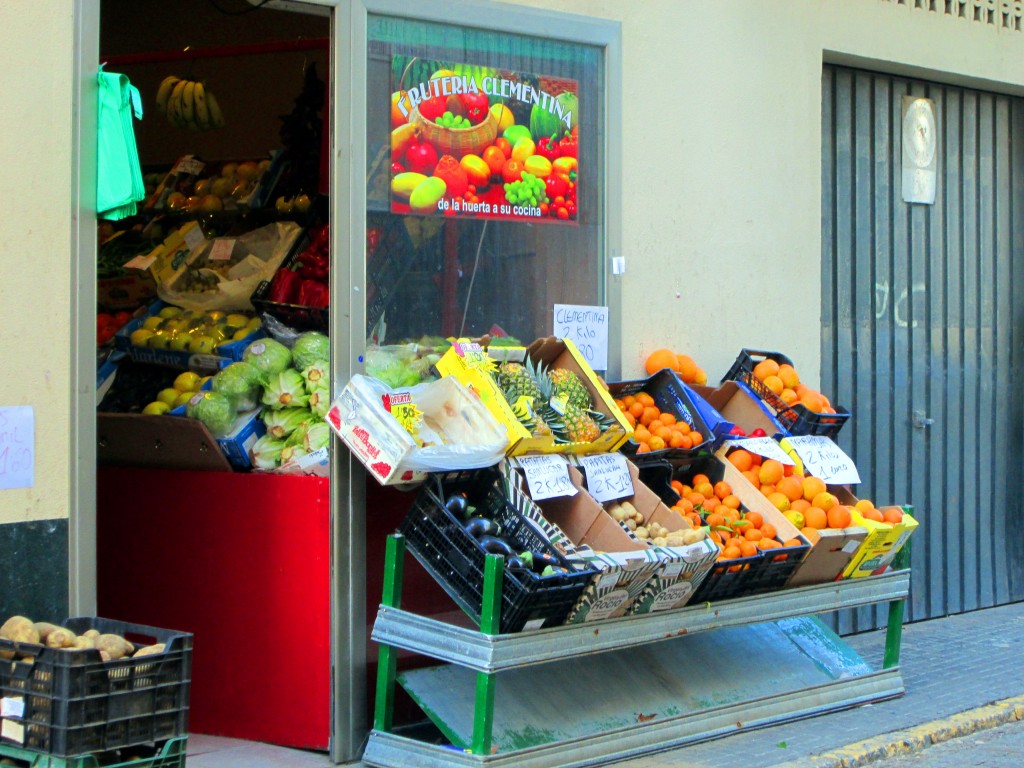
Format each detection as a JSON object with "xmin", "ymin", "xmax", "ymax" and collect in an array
[
  {"xmin": 790, "ymin": 499, "xmax": 810, "ymax": 513},
  {"xmin": 882, "ymin": 507, "xmax": 904, "ymax": 524},
  {"xmin": 655, "ymin": 427, "xmax": 673, "ymax": 442},
  {"xmin": 742, "ymin": 470, "xmax": 760, "ymax": 486},
  {"xmin": 629, "ymin": 401, "xmax": 645, "ymax": 419},
  {"xmin": 690, "ymin": 430, "xmax": 703, "ymax": 446},
  {"xmin": 744, "ymin": 511, "xmax": 764, "ymax": 529},
  {"xmin": 760, "ymin": 522, "xmax": 777, "ymax": 540},
  {"xmin": 640, "ymin": 407, "xmax": 660, "ymax": 426},
  {"xmin": 777, "ymin": 364, "xmax": 800, "ymax": 389},
  {"xmin": 777, "ymin": 476, "xmax": 804, "ymax": 502},
  {"xmin": 827, "ymin": 504, "xmax": 852, "ymax": 529},
  {"xmin": 811, "ymin": 491, "xmax": 837, "ymax": 512},
  {"xmin": 738, "ymin": 540, "xmax": 758, "ymax": 557},
  {"xmin": 693, "ymin": 481, "xmax": 714, "ymax": 500},
  {"xmin": 670, "ymin": 479, "xmax": 685, "ymax": 495},
  {"xmin": 686, "ymin": 492, "xmax": 705, "ymax": 508},
  {"xmin": 645, "ymin": 349, "xmax": 678, "ymax": 375},
  {"xmin": 854, "ymin": 498, "xmax": 875, "ymax": 513},
  {"xmin": 752, "ymin": 359, "xmax": 780, "ymax": 381},
  {"xmin": 636, "ymin": 443, "xmax": 651, "ymax": 454},
  {"xmin": 675, "ymin": 354, "xmax": 698, "ymax": 383},
  {"xmin": 713, "ymin": 481, "xmax": 731, "ymax": 500},
  {"xmin": 634, "ymin": 425, "xmax": 651, "ymax": 443},
  {"xmin": 648, "ymin": 436, "xmax": 666, "ymax": 451},
  {"xmin": 780, "ymin": 388, "xmax": 799, "ymax": 405},
  {"xmin": 800, "ymin": 391, "xmax": 825, "ymax": 412},
  {"xmin": 624, "ymin": 412, "xmax": 636, "ymax": 428},
  {"xmin": 659, "ymin": 412, "xmax": 677, "ymax": 426},
  {"xmin": 723, "ymin": 545, "xmax": 742, "ymax": 560},
  {"xmin": 782, "ymin": 538, "xmax": 803, "ymax": 547},
  {"xmin": 676, "ymin": 420, "xmax": 691, "ymax": 435},
  {"xmin": 622, "ymin": 394, "xmax": 637, "ymax": 408},
  {"xmin": 728, "ymin": 449, "xmax": 754, "ymax": 472},
  {"xmin": 766, "ymin": 492, "xmax": 791, "ymax": 512},
  {"xmin": 721, "ymin": 494, "xmax": 741, "ymax": 510},
  {"xmin": 744, "ymin": 527, "xmax": 764, "ymax": 542},
  {"xmin": 721, "ymin": 508, "xmax": 741, "ymax": 524},
  {"xmin": 763, "ymin": 375, "xmax": 784, "ymax": 395},
  {"xmin": 705, "ymin": 512, "xmax": 726, "ymax": 529},
  {"xmin": 648, "ymin": 419, "xmax": 665, "ymax": 432},
  {"xmin": 692, "ymin": 473, "xmax": 711, "ymax": 487},
  {"xmin": 758, "ymin": 459, "xmax": 785, "ymax": 486},
  {"xmin": 804, "ymin": 506, "xmax": 827, "ymax": 529},
  {"xmin": 802, "ymin": 476, "xmax": 827, "ymax": 502},
  {"xmin": 676, "ymin": 498, "xmax": 694, "ymax": 515},
  {"xmin": 636, "ymin": 392, "xmax": 655, "ymax": 408},
  {"xmin": 862, "ymin": 507, "xmax": 885, "ymax": 522},
  {"xmin": 693, "ymin": 367, "xmax": 708, "ymax": 386}
]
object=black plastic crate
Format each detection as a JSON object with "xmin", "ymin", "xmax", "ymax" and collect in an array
[
  {"xmin": 0, "ymin": 618, "xmax": 191, "ymax": 758},
  {"xmin": 398, "ymin": 468, "xmax": 596, "ymax": 634},
  {"xmin": 0, "ymin": 736, "xmax": 186, "ymax": 768},
  {"xmin": 608, "ymin": 369, "xmax": 714, "ymax": 468},
  {"xmin": 722, "ymin": 349, "xmax": 850, "ymax": 439},
  {"xmin": 250, "ymin": 224, "xmax": 328, "ymax": 332}
]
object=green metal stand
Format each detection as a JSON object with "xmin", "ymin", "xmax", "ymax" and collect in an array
[
  {"xmin": 883, "ymin": 505, "xmax": 914, "ymax": 669},
  {"xmin": 372, "ymin": 532, "xmax": 504, "ymax": 755}
]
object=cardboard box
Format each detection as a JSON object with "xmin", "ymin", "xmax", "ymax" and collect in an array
[
  {"xmin": 691, "ymin": 381, "xmax": 785, "ymax": 442},
  {"xmin": 610, "ymin": 461, "xmax": 718, "ymax": 613},
  {"xmin": 525, "ymin": 465, "xmax": 662, "ymax": 622},
  {"xmin": 97, "ymin": 413, "xmax": 234, "ymax": 473},
  {"xmin": 713, "ymin": 447, "xmax": 868, "ymax": 587},
  {"xmin": 436, "ymin": 337, "xmax": 633, "ymax": 457},
  {"xmin": 326, "ymin": 375, "xmax": 505, "ymax": 486},
  {"xmin": 841, "ymin": 505, "xmax": 919, "ymax": 579}
]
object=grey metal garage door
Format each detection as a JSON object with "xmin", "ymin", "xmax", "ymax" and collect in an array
[{"xmin": 822, "ymin": 65, "xmax": 1024, "ymax": 634}]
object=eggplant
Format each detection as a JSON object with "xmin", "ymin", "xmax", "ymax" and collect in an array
[
  {"xmin": 529, "ymin": 551, "xmax": 560, "ymax": 573},
  {"xmin": 464, "ymin": 517, "xmax": 501, "ymax": 538},
  {"xmin": 478, "ymin": 535, "xmax": 516, "ymax": 558},
  {"xmin": 505, "ymin": 555, "xmax": 529, "ymax": 572},
  {"xmin": 444, "ymin": 494, "xmax": 468, "ymax": 518},
  {"xmin": 541, "ymin": 565, "xmax": 569, "ymax": 577}
]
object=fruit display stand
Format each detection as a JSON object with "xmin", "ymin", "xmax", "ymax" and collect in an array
[{"xmin": 363, "ymin": 534, "xmax": 911, "ymax": 768}]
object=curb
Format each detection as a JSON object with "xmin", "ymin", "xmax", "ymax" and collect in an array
[{"xmin": 773, "ymin": 695, "xmax": 1024, "ymax": 768}]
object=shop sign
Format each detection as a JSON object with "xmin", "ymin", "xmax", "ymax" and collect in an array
[{"xmin": 389, "ymin": 56, "xmax": 579, "ymax": 224}]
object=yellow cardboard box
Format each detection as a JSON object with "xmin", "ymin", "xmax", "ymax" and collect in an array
[
  {"xmin": 436, "ymin": 337, "xmax": 632, "ymax": 456},
  {"xmin": 841, "ymin": 507, "xmax": 918, "ymax": 578}
]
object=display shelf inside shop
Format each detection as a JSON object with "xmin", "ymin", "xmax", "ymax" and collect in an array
[{"xmin": 364, "ymin": 535, "xmax": 910, "ymax": 768}]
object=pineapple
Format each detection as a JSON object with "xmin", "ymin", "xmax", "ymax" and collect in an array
[
  {"xmin": 562, "ymin": 404, "xmax": 601, "ymax": 443},
  {"xmin": 496, "ymin": 360, "xmax": 542, "ymax": 402},
  {"xmin": 547, "ymin": 368, "xmax": 592, "ymax": 411}
]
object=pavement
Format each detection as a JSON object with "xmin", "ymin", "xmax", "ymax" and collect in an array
[{"xmin": 182, "ymin": 599, "xmax": 1024, "ymax": 767}]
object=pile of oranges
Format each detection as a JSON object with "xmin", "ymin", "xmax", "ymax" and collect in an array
[
  {"xmin": 644, "ymin": 349, "xmax": 708, "ymax": 386},
  {"xmin": 750, "ymin": 358, "xmax": 837, "ymax": 415},
  {"xmin": 723, "ymin": 447, "xmax": 905, "ymax": 544},
  {"xmin": 613, "ymin": 392, "xmax": 705, "ymax": 454},
  {"xmin": 669, "ymin": 473, "xmax": 802, "ymax": 565}
]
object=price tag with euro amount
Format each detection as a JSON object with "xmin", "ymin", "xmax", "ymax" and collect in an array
[
  {"xmin": 208, "ymin": 239, "xmax": 235, "ymax": 261},
  {"xmin": 784, "ymin": 435, "xmax": 861, "ymax": 484},
  {"xmin": 580, "ymin": 452, "xmax": 633, "ymax": 503},
  {"xmin": 517, "ymin": 454, "xmax": 577, "ymax": 501},
  {"xmin": 725, "ymin": 437, "xmax": 794, "ymax": 465}
]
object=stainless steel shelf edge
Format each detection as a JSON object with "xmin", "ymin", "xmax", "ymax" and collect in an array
[
  {"xmin": 371, "ymin": 570, "xmax": 910, "ymax": 672},
  {"xmin": 362, "ymin": 667, "xmax": 905, "ymax": 768}
]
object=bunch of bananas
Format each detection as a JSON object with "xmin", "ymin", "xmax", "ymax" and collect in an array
[{"xmin": 156, "ymin": 76, "xmax": 225, "ymax": 131}]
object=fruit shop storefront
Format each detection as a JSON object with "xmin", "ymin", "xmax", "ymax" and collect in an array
[{"xmin": 5, "ymin": 1, "xmax": 1024, "ymax": 766}]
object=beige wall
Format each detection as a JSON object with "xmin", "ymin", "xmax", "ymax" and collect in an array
[
  {"xmin": 0, "ymin": 1, "xmax": 75, "ymax": 525},
  {"xmin": 4, "ymin": 0, "xmax": 1024, "ymax": 530}
]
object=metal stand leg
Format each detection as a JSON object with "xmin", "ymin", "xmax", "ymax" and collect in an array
[
  {"xmin": 471, "ymin": 554, "xmax": 504, "ymax": 755},
  {"xmin": 373, "ymin": 534, "xmax": 405, "ymax": 732},
  {"xmin": 883, "ymin": 508, "xmax": 913, "ymax": 669}
]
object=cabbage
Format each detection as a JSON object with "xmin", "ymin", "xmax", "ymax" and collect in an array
[
  {"xmin": 280, "ymin": 443, "xmax": 309, "ymax": 465},
  {"xmin": 293, "ymin": 332, "xmax": 330, "ymax": 371},
  {"xmin": 365, "ymin": 348, "xmax": 421, "ymax": 388},
  {"xmin": 243, "ymin": 338, "xmax": 292, "ymax": 380},
  {"xmin": 262, "ymin": 369, "xmax": 309, "ymax": 409},
  {"xmin": 307, "ymin": 385, "xmax": 330, "ymax": 419},
  {"xmin": 288, "ymin": 421, "xmax": 331, "ymax": 453},
  {"xmin": 301, "ymin": 361, "xmax": 329, "ymax": 393},
  {"xmin": 262, "ymin": 408, "xmax": 311, "ymax": 440},
  {"xmin": 251, "ymin": 434, "xmax": 286, "ymax": 469},
  {"xmin": 185, "ymin": 391, "xmax": 237, "ymax": 437},
  {"xmin": 212, "ymin": 361, "xmax": 263, "ymax": 412}
]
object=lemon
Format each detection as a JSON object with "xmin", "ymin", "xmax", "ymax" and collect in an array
[
  {"xmin": 158, "ymin": 306, "xmax": 184, "ymax": 320},
  {"xmin": 784, "ymin": 510, "xmax": 805, "ymax": 529},
  {"xmin": 169, "ymin": 335, "xmax": 191, "ymax": 352},
  {"xmin": 142, "ymin": 401, "xmax": 170, "ymax": 415},
  {"xmin": 225, "ymin": 313, "xmax": 249, "ymax": 330},
  {"xmin": 174, "ymin": 371, "xmax": 202, "ymax": 392},
  {"xmin": 156, "ymin": 388, "xmax": 181, "ymax": 406},
  {"xmin": 173, "ymin": 391, "xmax": 195, "ymax": 408},
  {"xmin": 490, "ymin": 104, "xmax": 514, "ymax": 133},
  {"xmin": 148, "ymin": 333, "xmax": 173, "ymax": 350},
  {"xmin": 231, "ymin": 328, "xmax": 251, "ymax": 341},
  {"xmin": 142, "ymin": 316, "xmax": 164, "ymax": 331},
  {"xmin": 129, "ymin": 329, "xmax": 154, "ymax": 347},
  {"xmin": 189, "ymin": 336, "xmax": 216, "ymax": 354}
]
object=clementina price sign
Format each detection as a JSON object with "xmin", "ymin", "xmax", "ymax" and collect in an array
[{"xmin": 389, "ymin": 56, "xmax": 579, "ymax": 224}]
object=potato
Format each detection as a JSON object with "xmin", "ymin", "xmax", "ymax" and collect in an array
[
  {"xmin": 635, "ymin": 526, "xmax": 649, "ymax": 540},
  {"xmin": 83, "ymin": 629, "xmax": 100, "ymax": 640},
  {"xmin": 74, "ymin": 635, "xmax": 96, "ymax": 650},
  {"xmin": 132, "ymin": 643, "xmax": 165, "ymax": 658},
  {"xmin": 1, "ymin": 616, "xmax": 40, "ymax": 644},
  {"xmin": 33, "ymin": 621, "xmax": 61, "ymax": 642},
  {"xmin": 96, "ymin": 634, "xmax": 133, "ymax": 660},
  {"xmin": 46, "ymin": 628, "xmax": 77, "ymax": 649}
]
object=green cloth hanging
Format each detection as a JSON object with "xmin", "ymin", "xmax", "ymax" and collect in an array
[{"xmin": 97, "ymin": 65, "xmax": 145, "ymax": 221}]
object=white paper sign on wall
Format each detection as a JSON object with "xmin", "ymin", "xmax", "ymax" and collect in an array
[
  {"xmin": 516, "ymin": 454, "xmax": 577, "ymax": 501},
  {"xmin": 0, "ymin": 406, "xmax": 33, "ymax": 490},
  {"xmin": 724, "ymin": 437, "xmax": 794, "ymax": 465},
  {"xmin": 580, "ymin": 452, "xmax": 633, "ymax": 503},
  {"xmin": 553, "ymin": 304, "xmax": 608, "ymax": 371},
  {"xmin": 784, "ymin": 435, "xmax": 861, "ymax": 485}
]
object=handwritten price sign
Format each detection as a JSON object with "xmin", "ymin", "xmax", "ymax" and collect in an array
[
  {"xmin": 0, "ymin": 406, "xmax": 34, "ymax": 490},
  {"xmin": 554, "ymin": 304, "xmax": 608, "ymax": 371},
  {"xmin": 580, "ymin": 452, "xmax": 633, "ymax": 503},
  {"xmin": 517, "ymin": 454, "xmax": 577, "ymax": 500},
  {"xmin": 784, "ymin": 435, "xmax": 861, "ymax": 484}
]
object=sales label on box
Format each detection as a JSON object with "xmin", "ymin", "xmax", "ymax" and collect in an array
[{"xmin": 516, "ymin": 454, "xmax": 577, "ymax": 500}]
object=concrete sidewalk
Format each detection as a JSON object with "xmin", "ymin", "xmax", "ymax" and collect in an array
[{"xmin": 185, "ymin": 599, "xmax": 1024, "ymax": 767}]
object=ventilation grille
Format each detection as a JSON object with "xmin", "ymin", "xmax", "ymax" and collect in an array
[{"xmin": 884, "ymin": 0, "xmax": 1024, "ymax": 32}]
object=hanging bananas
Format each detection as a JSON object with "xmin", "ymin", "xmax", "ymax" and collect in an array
[{"xmin": 156, "ymin": 75, "xmax": 225, "ymax": 130}]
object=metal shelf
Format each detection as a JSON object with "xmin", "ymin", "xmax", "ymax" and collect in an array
[{"xmin": 371, "ymin": 568, "xmax": 910, "ymax": 673}]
